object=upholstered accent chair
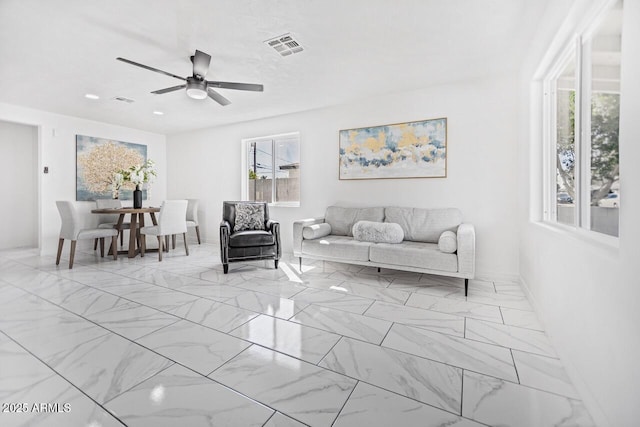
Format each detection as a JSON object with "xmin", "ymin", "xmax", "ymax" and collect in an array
[
  {"xmin": 56, "ymin": 201, "xmax": 118, "ymax": 269},
  {"xmin": 140, "ymin": 200, "xmax": 189, "ymax": 261},
  {"xmin": 219, "ymin": 201, "xmax": 281, "ymax": 274}
]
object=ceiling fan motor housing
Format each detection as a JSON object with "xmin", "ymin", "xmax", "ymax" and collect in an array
[{"xmin": 186, "ymin": 77, "xmax": 207, "ymax": 99}]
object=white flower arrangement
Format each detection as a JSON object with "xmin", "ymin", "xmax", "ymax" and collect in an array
[{"xmin": 117, "ymin": 159, "xmax": 157, "ymax": 188}]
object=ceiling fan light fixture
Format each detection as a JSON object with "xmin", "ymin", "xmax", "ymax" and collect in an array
[{"xmin": 186, "ymin": 79, "xmax": 208, "ymax": 100}]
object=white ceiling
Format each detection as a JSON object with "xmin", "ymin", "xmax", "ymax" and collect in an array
[{"xmin": 0, "ymin": 0, "xmax": 550, "ymax": 135}]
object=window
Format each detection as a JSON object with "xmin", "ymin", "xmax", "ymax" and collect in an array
[
  {"xmin": 244, "ymin": 132, "xmax": 300, "ymax": 206},
  {"xmin": 544, "ymin": 0, "xmax": 622, "ymax": 238}
]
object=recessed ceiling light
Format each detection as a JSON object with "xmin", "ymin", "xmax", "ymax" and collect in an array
[
  {"xmin": 85, "ymin": 93, "xmax": 100, "ymax": 100},
  {"xmin": 153, "ymin": 111, "xmax": 164, "ymax": 116}
]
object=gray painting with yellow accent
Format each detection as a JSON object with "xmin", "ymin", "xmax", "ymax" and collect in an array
[{"xmin": 339, "ymin": 118, "xmax": 447, "ymax": 179}]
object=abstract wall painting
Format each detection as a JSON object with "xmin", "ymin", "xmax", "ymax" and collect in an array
[
  {"xmin": 339, "ymin": 117, "xmax": 447, "ymax": 180},
  {"xmin": 76, "ymin": 135, "xmax": 147, "ymax": 201}
]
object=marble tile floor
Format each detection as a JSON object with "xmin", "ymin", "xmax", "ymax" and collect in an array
[{"xmin": 0, "ymin": 244, "xmax": 595, "ymax": 427}]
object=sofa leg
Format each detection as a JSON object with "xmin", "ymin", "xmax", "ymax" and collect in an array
[
  {"xmin": 377, "ymin": 267, "xmax": 381, "ymax": 273},
  {"xmin": 465, "ymin": 278, "xmax": 469, "ymax": 296},
  {"xmin": 223, "ymin": 264, "xmax": 229, "ymax": 274},
  {"xmin": 274, "ymin": 259, "xmax": 278, "ymax": 270},
  {"xmin": 299, "ymin": 257, "xmax": 302, "ymax": 272}
]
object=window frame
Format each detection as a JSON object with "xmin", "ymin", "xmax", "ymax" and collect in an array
[
  {"xmin": 541, "ymin": 0, "xmax": 621, "ymax": 244},
  {"xmin": 241, "ymin": 131, "xmax": 301, "ymax": 208}
]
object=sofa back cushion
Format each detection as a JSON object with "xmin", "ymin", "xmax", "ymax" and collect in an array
[
  {"xmin": 384, "ymin": 207, "xmax": 462, "ymax": 243},
  {"xmin": 325, "ymin": 206, "xmax": 385, "ymax": 236}
]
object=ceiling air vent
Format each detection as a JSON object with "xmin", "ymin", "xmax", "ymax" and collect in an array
[
  {"xmin": 112, "ymin": 96, "xmax": 135, "ymax": 104},
  {"xmin": 264, "ymin": 33, "xmax": 304, "ymax": 57}
]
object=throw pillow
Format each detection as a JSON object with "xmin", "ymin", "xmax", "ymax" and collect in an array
[
  {"xmin": 352, "ymin": 221, "xmax": 404, "ymax": 244},
  {"xmin": 438, "ymin": 230, "xmax": 457, "ymax": 253},
  {"xmin": 234, "ymin": 203, "xmax": 266, "ymax": 232},
  {"xmin": 303, "ymin": 223, "xmax": 332, "ymax": 239}
]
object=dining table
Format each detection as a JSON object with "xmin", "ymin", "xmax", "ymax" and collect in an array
[{"xmin": 91, "ymin": 206, "xmax": 161, "ymax": 258}]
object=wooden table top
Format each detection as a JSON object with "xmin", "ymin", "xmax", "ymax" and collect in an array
[{"xmin": 91, "ymin": 207, "xmax": 160, "ymax": 214}]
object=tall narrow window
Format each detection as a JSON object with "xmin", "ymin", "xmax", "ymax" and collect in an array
[
  {"xmin": 586, "ymin": 2, "xmax": 622, "ymax": 236},
  {"xmin": 544, "ymin": 0, "xmax": 622, "ymax": 238},
  {"xmin": 246, "ymin": 132, "xmax": 300, "ymax": 206},
  {"xmin": 554, "ymin": 54, "xmax": 577, "ymax": 227}
]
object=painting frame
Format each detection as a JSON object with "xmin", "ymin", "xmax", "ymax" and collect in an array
[
  {"xmin": 338, "ymin": 117, "xmax": 447, "ymax": 180},
  {"xmin": 76, "ymin": 135, "xmax": 147, "ymax": 201}
]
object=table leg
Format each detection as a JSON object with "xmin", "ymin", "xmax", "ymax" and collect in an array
[
  {"xmin": 138, "ymin": 213, "xmax": 146, "ymax": 257},
  {"xmin": 128, "ymin": 213, "xmax": 138, "ymax": 258}
]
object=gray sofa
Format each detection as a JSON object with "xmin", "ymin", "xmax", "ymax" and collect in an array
[{"xmin": 293, "ymin": 206, "xmax": 475, "ymax": 295}]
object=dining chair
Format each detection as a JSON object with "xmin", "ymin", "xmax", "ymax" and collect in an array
[
  {"xmin": 171, "ymin": 198, "xmax": 201, "ymax": 249},
  {"xmin": 56, "ymin": 201, "xmax": 118, "ymax": 269},
  {"xmin": 186, "ymin": 198, "xmax": 201, "ymax": 244},
  {"xmin": 94, "ymin": 199, "xmax": 135, "ymax": 249},
  {"xmin": 140, "ymin": 200, "xmax": 189, "ymax": 261}
]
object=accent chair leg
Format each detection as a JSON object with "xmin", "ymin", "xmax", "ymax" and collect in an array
[
  {"xmin": 69, "ymin": 241, "xmax": 77, "ymax": 269},
  {"xmin": 274, "ymin": 259, "xmax": 279, "ymax": 270},
  {"xmin": 56, "ymin": 238, "xmax": 64, "ymax": 266},
  {"xmin": 183, "ymin": 233, "xmax": 189, "ymax": 256},
  {"xmin": 299, "ymin": 257, "xmax": 302, "ymax": 272},
  {"xmin": 223, "ymin": 264, "xmax": 229, "ymax": 274},
  {"xmin": 195, "ymin": 226, "xmax": 201, "ymax": 244},
  {"xmin": 157, "ymin": 236, "xmax": 163, "ymax": 261},
  {"xmin": 172, "ymin": 234, "xmax": 176, "ymax": 249},
  {"xmin": 377, "ymin": 267, "xmax": 381, "ymax": 273},
  {"xmin": 120, "ymin": 230, "xmax": 124, "ymax": 247},
  {"xmin": 465, "ymin": 278, "xmax": 469, "ymax": 297}
]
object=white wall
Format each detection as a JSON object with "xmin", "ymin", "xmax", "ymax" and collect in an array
[
  {"xmin": 168, "ymin": 75, "xmax": 520, "ymax": 278},
  {"xmin": 0, "ymin": 120, "xmax": 38, "ymax": 249},
  {"xmin": 0, "ymin": 102, "xmax": 167, "ymax": 256},
  {"xmin": 518, "ymin": 1, "xmax": 640, "ymax": 426}
]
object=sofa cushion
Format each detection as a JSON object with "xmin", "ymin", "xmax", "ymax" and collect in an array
[
  {"xmin": 352, "ymin": 221, "xmax": 404, "ymax": 244},
  {"xmin": 303, "ymin": 223, "xmax": 332, "ymax": 240},
  {"xmin": 325, "ymin": 206, "xmax": 385, "ymax": 236},
  {"xmin": 230, "ymin": 230, "xmax": 274, "ymax": 248},
  {"xmin": 301, "ymin": 235, "xmax": 371, "ymax": 262},
  {"xmin": 370, "ymin": 241, "xmax": 458, "ymax": 272},
  {"xmin": 438, "ymin": 230, "xmax": 457, "ymax": 253},
  {"xmin": 384, "ymin": 207, "xmax": 462, "ymax": 243}
]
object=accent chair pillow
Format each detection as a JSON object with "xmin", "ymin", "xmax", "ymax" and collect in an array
[
  {"xmin": 438, "ymin": 230, "xmax": 457, "ymax": 253},
  {"xmin": 303, "ymin": 223, "xmax": 332, "ymax": 240},
  {"xmin": 352, "ymin": 221, "xmax": 404, "ymax": 244},
  {"xmin": 234, "ymin": 203, "xmax": 266, "ymax": 232}
]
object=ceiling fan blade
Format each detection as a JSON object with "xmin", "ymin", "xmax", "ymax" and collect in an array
[
  {"xmin": 207, "ymin": 81, "xmax": 264, "ymax": 92},
  {"xmin": 192, "ymin": 50, "xmax": 211, "ymax": 79},
  {"xmin": 116, "ymin": 57, "xmax": 186, "ymax": 82},
  {"xmin": 151, "ymin": 84, "xmax": 187, "ymax": 95},
  {"xmin": 207, "ymin": 88, "xmax": 231, "ymax": 106}
]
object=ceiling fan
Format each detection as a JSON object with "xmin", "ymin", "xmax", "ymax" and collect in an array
[{"xmin": 116, "ymin": 50, "xmax": 263, "ymax": 106}]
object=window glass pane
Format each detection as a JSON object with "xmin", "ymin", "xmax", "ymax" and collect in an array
[
  {"xmin": 555, "ymin": 56, "xmax": 576, "ymax": 226},
  {"xmin": 247, "ymin": 140, "xmax": 273, "ymax": 203},
  {"xmin": 589, "ymin": 1, "xmax": 622, "ymax": 237},
  {"xmin": 274, "ymin": 136, "xmax": 300, "ymax": 204}
]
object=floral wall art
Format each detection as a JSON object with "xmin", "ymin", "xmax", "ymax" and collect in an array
[
  {"xmin": 339, "ymin": 117, "xmax": 447, "ymax": 180},
  {"xmin": 76, "ymin": 135, "xmax": 147, "ymax": 201}
]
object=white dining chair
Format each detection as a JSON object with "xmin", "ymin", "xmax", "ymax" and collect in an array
[
  {"xmin": 140, "ymin": 200, "xmax": 189, "ymax": 261},
  {"xmin": 186, "ymin": 198, "xmax": 201, "ymax": 244},
  {"xmin": 94, "ymin": 199, "xmax": 136, "ymax": 249},
  {"xmin": 56, "ymin": 201, "xmax": 118, "ymax": 269},
  {"xmin": 171, "ymin": 198, "xmax": 201, "ymax": 249}
]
